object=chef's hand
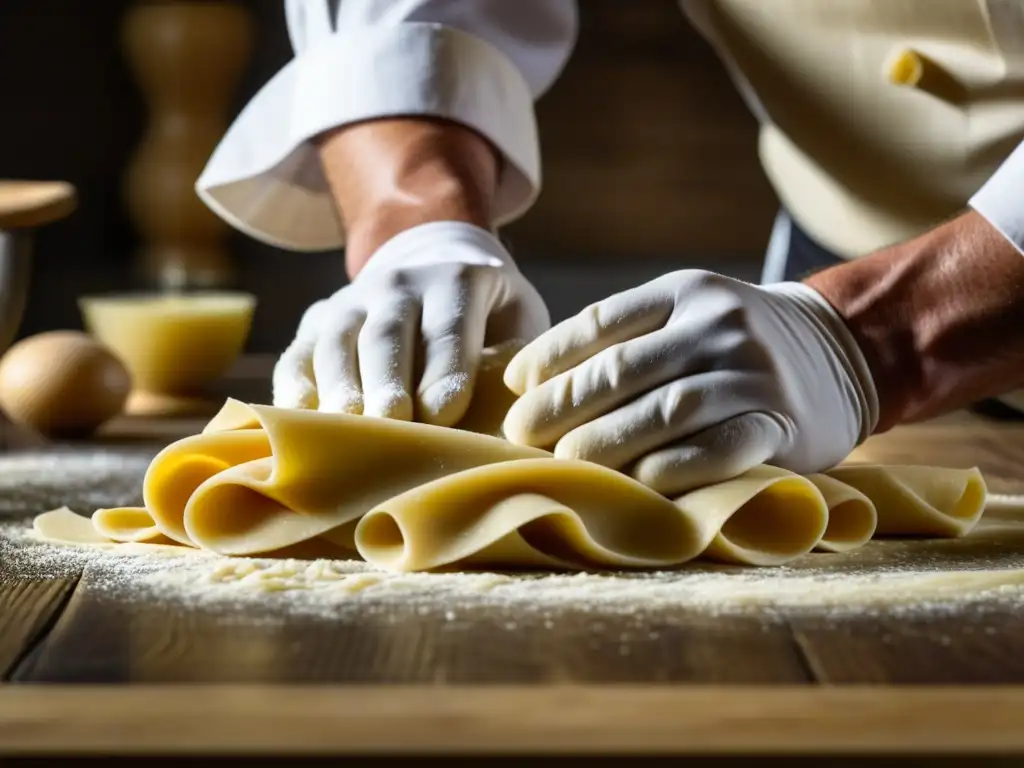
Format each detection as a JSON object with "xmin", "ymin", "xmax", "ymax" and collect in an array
[
  {"xmin": 501, "ymin": 270, "xmax": 879, "ymax": 495},
  {"xmin": 273, "ymin": 221, "xmax": 549, "ymax": 426}
]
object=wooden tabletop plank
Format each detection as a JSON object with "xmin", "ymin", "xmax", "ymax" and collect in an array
[
  {"xmin": 785, "ymin": 495, "xmax": 1024, "ymax": 684},
  {"xmin": 0, "ymin": 576, "xmax": 76, "ymax": 680},
  {"xmin": 790, "ymin": 607, "xmax": 1024, "ymax": 684},
  {"xmin": 4, "ymin": 365, "xmax": 1024, "ymax": 689},
  {"xmin": 15, "ymin": 578, "xmax": 810, "ymax": 684},
  {"xmin": 3, "ymin": 685, "xmax": 1024, "ymax": 754},
  {"xmin": 398, "ymin": 610, "xmax": 810, "ymax": 684}
]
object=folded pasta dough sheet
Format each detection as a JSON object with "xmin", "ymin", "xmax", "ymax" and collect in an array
[{"xmin": 32, "ymin": 346, "xmax": 988, "ymax": 573}]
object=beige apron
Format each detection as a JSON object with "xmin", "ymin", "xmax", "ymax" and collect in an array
[{"xmin": 683, "ymin": 0, "xmax": 1024, "ymax": 259}]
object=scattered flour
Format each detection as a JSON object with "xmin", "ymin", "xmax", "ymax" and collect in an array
[
  {"xmin": 4, "ymin": 448, "xmax": 1024, "ymax": 623},
  {"xmin": 6, "ymin": 519, "xmax": 1024, "ymax": 622}
]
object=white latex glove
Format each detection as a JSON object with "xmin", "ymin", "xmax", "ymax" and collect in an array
[
  {"xmin": 502, "ymin": 270, "xmax": 879, "ymax": 495},
  {"xmin": 274, "ymin": 221, "xmax": 550, "ymax": 426}
]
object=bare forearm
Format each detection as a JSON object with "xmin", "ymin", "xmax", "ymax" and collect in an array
[
  {"xmin": 806, "ymin": 210, "xmax": 1024, "ymax": 432},
  {"xmin": 316, "ymin": 118, "xmax": 500, "ymax": 278}
]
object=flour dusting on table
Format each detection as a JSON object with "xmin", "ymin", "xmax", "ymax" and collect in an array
[
  {"xmin": 6, "ymin": 517, "xmax": 1024, "ymax": 621},
  {"xmin": 3, "ymin": 449, "xmax": 1024, "ymax": 621}
]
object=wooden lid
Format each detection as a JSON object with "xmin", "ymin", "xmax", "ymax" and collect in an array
[{"xmin": 0, "ymin": 180, "xmax": 77, "ymax": 229}]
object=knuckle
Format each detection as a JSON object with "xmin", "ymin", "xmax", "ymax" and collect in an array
[
  {"xmin": 275, "ymin": 339, "xmax": 309, "ymax": 371},
  {"xmin": 665, "ymin": 268, "xmax": 717, "ymax": 291},
  {"xmin": 636, "ymin": 449, "xmax": 682, "ymax": 484},
  {"xmin": 658, "ymin": 380, "xmax": 702, "ymax": 426},
  {"xmin": 423, "ymin": 299, "xmax": 472, "ymax": 338},
  {"xmin": 320, "ymin": 314, "xmax": 363, "ymax": 345},
  {"xmin": 590, "ymin": 343, "xmax": 628, "ymax": 389},
  {"xmin": 422, "ymin": 316, "xmax": 464, "ymax": 344},
  {"xmin": 591, "ymin": 297, "xmax": 624, "ymax": 334},
  {"xmin": 579, "ymin": 302, "xmax": 604, "ymax": 336},
  {"xmin": 296, "ymin": 299, "xmax": 329, "ymax": 334},
  {"xmin": 311, "ymin": 335, "xmax": 354, "ymax": 369},
  {"xmin": 388, "ymin": 290, "xmax": 421, "ymax": 315},
  {"xmin": 579, "ymin": 297, "xmax": 624, "ymax": 339},
  {"xmin": 272, "ymin": 366, "xmax": 309, "ymax": 404},
  {"xmin": 271, "ymin": 372, "xmax": 301, "ymax": 396},
  {"xmin": 271, "ymin": 359, "xmax": 292, "ymax": 387},
  {"xmin": 375, "ymin": 268, "xmax": 415, "ymax": 293},
  {"xmin": 360, "ymin": 316, "xmax": 410, "ymax": 344},
  {"xmin": 668, "ymin": 269, "xmax": 743, "ymax": 303},
  {"xmin": 321, "ymin": 299, "xmax": 370, "ymax": 331},
  {"xmin": 440, "ymin": 261, "xmax": 479, "ymax": 283}
]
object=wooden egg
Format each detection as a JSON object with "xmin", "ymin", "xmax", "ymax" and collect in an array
[{"xmin": 0, "ymin": 331, "xmax": 132, "ymax": 437}]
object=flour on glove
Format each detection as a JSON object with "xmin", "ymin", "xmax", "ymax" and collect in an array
[
  {"xmin": 503, "ymin": 270, "xmax": 878, "ymax": 494},
  {"xmin": 274, "ymin": 221, "xmax": 549, "ymax": 426}
]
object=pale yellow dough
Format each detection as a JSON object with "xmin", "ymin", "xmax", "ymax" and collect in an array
[{"xmin": 32, "ymin": 347, "xmax": 988, "ymax": 573}]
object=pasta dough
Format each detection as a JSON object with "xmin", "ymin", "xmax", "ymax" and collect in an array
[{"xmin": 32, "ymin": 347, "xmax": 988, "ymax": 573}]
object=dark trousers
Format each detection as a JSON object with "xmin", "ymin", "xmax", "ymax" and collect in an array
[{"xmin": 761, "ymin": 209, "xmax": 844, "ymax": 284}]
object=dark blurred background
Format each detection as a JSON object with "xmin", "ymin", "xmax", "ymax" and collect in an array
[{"xmin": 0, "ymin": 0, "xmax": 778, "ymax": 355}]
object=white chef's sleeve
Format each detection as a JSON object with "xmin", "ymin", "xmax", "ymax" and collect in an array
[
  {"xmin": 195, "ymin": 0, "xmax": 579, "ymax": 252},
  {"xmin": 969, "ymin": 138, "xmax": 1024, "ymax": 257}
]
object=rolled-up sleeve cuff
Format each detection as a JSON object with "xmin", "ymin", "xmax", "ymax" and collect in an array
[
  {"xmin": 969, "ymin": 140, "xmax": 1024, "ymax": 257},
  {"xmin": 195, "ymin": 22, "xmax": 541, "ymax": 252}
]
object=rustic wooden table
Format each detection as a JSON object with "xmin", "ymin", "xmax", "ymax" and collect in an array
[{"xmin": 2, "ymin": 362, "xmax": 1024, "ymax": 758}]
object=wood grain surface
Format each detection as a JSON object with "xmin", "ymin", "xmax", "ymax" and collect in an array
[
  {"xmin": 13, "ymin": 595, "xmax": 810, "ymax": 685},
  {"xmin": 2, "ymin": 363, "xmax": 1024, "ymax": 754},
  {"xmin": 0, "ymin": 180, "xmax": 76, "ymax": 230},
  {"xmin": 0, "ymin": 577, "xmax": 76, "ymax": 680},
  {"xmin": 789, "ymin": 609, "xmax": 1024, "ymax": 684},
  {"xmin": 3, "ymin": 406, "xmax": 1024, "ymax": 690},
  {"xmin": 3, "ymin": 685, "xmax": 1024, "ymax": 754}
]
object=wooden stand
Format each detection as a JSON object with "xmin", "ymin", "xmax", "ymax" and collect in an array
[
  {"xmin": 0, "ymin": 180, "xmax": 77, "ymax": 451},
  {"xmin": 121, "ymin": 0, "xmax": 253, "ymax": 290}
]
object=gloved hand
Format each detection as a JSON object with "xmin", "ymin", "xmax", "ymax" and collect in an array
[
  {"xmin": 273, "ymin": 221, "xmax": 550, "ymax": 426},
  {"xmin": 501, "ymin": 270, "xmax": 879, "ymax": 495}
]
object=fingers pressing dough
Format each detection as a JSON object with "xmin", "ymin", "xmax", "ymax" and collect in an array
[{"xmin": 32, "ymin": 346, "xmax": 989, "ymax": 573}]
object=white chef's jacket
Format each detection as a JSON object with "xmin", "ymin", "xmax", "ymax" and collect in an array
[{"xmin": 195, "ymin": 0, "xmax": 1024, "ymax": 262}]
